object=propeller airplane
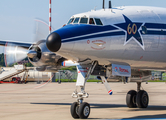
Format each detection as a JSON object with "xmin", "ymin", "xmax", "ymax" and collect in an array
[{"xmin": 1, "ymin": 0, "xmax": 166, "ymax": 119}]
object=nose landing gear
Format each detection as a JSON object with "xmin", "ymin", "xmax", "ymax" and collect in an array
[{"xmin": 70, "ymin": 61, "xmax": 98, "ymax": 119}]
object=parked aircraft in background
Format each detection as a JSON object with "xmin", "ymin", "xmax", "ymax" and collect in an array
[{"xmin": 1, "ymin": 0, "xmax": 166, "ymax": 119}]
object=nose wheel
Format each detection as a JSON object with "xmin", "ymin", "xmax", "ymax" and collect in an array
[
  {"xmin": 70, "ymin": 102, "xmax": 79, "ymax": 119},
  {"xmin": 70, "ymin": 102, "xmax": 90, "ymax": 119},
  {"xmin": 78, "ymin": 102, "xmax": 90, "ymax": 119}
]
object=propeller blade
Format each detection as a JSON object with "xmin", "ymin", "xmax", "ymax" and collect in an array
[
  {"xmin": 4, "ymin": 43, "xmax": 28, "ymax": 66},
  {"xmin": 34, "ymin": 19, "xmax": 52, "ymax": 42}
]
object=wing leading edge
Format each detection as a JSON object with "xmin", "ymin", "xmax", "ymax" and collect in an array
[{"xmin": 0, "ymin": 40, "xmax": 32, "ymax": 49}]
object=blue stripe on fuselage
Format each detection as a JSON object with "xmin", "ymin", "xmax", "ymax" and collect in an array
[
  {"xmin": 53, "ymin": 23, "xmax": 166, "ymax": 44},
  {"xmin": 142, "ymin": 23, "xmax": 166, "ymax": 35},
  {"xmin": 54, "ymin": 24, "xmax": 120, "ymax": 40},
  {"xmin": 62, "ymin": 31, "xmax": 125, "ymax": 43},
  {"xmin": 144, "ymin": 23, "xmax": 166, "ymax": 29}
]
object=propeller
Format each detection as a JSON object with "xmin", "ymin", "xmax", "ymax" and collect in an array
[
  {"xmin": 34, "ymin": 19, "xmax": 51, "ymax": 43},
  {"xmin": 4, "ymin": 19, "xmax": 51, "ymax": 67},
  {"xmin": 4, "ymin": 43, "xmax": 28, "ymax": 66},
  {"xmin": 3, "ymin": 0, "xmax": 55, "ymax": 86}
]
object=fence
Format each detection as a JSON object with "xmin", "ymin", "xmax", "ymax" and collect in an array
[{"xmin": 54, "ymin": 70, "xmax": 97, "ymax": 82}]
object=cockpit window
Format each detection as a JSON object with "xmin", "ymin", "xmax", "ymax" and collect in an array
[
  {"xmin": 89, "ymin": 18, "xmax": 95, "ymax": 25},
  {"xmin": 94, "ymin": 18, "xmax": 103, "ymax": 25},
  {"xmin": 67, "ymin": 18, "xmax": 74, "ymax": 24},
  {"xmin": 73, "ymin": 17, "xmax": 80, "ymax": 24},
  {"xmin": 80, "ymin": 17, "xmax": 88, "ymax": 24}
]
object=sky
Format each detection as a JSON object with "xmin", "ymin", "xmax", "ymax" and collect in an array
[{"xmin": 0, "ymin": 0, "xmax": 166, "ymax": 53}]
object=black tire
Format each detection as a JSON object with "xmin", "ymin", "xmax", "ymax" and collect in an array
[
  {"xmin": 78, "ymin": 102, "xmax": 90, "ymax": 119},
  {"xmin": 70, "ymin": 102, "xmax": 79, "ymax": 119},
  {"xmin": 126, "ymin": 90, "xmax": 137, "ymax": 108},
  {"xmin": 136, "ymin": 90, "xmax": 149, "ymax": 108}
]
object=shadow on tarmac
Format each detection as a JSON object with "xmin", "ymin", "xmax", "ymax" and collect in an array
[
  {"xmin": 124, "ymin": 114, "xmax": 166, "ymax": 119},
  {"xmin": 31, "ymin": 102, "xmax": 166, "ymax": 108},
  {"xmin": 31, "ymin": 102, "xmax": 127, "ymax": 108},
  {"xmin": 31, "ymin": 103, "xmax": 166, "ymax": 119},
  {"xmin": 31, "ymin": 102, "xmax": 166, "ymax": 110}
]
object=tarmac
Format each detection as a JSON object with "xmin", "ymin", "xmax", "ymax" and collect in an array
[{"xmin": 0, "ymin": 82, "xmax": 166, "ymax": 120}]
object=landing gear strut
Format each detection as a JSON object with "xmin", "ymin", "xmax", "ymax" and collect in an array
[
  {"xmin": 126, "ymin": 82, "xmax": 149, "ymax": 108},
  {"xmin": 70, "ymin": 61, "xmax": 98, "ymax": 119}
]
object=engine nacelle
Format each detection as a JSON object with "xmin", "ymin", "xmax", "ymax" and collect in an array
[{"xmin": 28, "ymin": 40, "xmax": 66, "ymax": 70}]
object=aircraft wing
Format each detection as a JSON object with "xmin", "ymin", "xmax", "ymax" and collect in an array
[{"xmin": 0, "ymin": 40, "xmax": 32, "ymax": 49}]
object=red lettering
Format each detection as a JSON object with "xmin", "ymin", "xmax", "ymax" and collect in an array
[{"xmin": 119, "ymin": 67, "xmax": 129, "ymax": 73}]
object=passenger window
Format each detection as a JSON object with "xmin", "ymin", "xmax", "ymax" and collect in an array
[
  {"xmin": 80, "ymin": 18, "xmax": 88, "ymax": 24},
  {"xmin": 94, "ymin": 18, "xmax": 103, "ymax": 25},
  {"xmin": 73, "ymin": 17, "xmax": 80, "ymax": 24},
  {"xmin": 67, "ymin": 18, "xmax": 74, "ymax": 24},
  {"xmin": 89, "ymin": 18, "xmax": 95, "ymax": 25}
]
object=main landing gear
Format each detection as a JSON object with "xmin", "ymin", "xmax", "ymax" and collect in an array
[{"xmin": 126, "ymin": 82, "xmax": 149, "ymax": 108}]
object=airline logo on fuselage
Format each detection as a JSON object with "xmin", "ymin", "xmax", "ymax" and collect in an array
[{"xmin": 88, "ymin": 40, "xmax": 106, "ymax": 50}]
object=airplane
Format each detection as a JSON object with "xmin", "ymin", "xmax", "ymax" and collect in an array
[{"xmin": 1, "ymin": 0, "xmax": 166, "ymax": 119}]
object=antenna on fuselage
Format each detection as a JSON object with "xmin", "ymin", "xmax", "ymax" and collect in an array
[
  {"xmin": 109, "ymin": 1, "xmax": 112, "ymax": 9},
  {"xmin": 103, "ymin": 0, "xmax": 112, "ymax": 9},
  {"xmin": 103, "ymin": 0, "xmax": 105, "ymax": 9}
]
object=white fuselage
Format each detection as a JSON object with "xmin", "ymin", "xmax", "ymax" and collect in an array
[{"xmin": 52, "ymin": 6, "xmax": 166, "ymax": 70}]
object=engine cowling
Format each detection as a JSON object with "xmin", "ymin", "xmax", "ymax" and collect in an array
[{"xmin": 27, "ymin": 40, "xmax": 66, "ymax": 71}]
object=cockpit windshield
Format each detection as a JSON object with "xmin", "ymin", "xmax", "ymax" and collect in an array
[
  {"xmin": 67, "ymin": 17, "xmax": 103, "ymax": 25},
  {"xmin": 80, "ymin": 18, "xmax": 88, "ymax": 24},
  {"xmin": 67, "ymin": 18, "xmax": 74, "ymax": 24},
  {"xmin": 73, "ymin": 17, "xmax": 80, "ymax": 23}
]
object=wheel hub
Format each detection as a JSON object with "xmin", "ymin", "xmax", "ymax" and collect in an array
[
  {"xmin": 83, "ymin": 106, "xmax": 90, "ymax": 116},
  {"xmin": 142, "ymin": 94, "xmax": 148, "ymax": 105}
]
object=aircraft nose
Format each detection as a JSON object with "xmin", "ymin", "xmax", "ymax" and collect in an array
[{"xmin": 46, "ymin": 32, "xmax": 61, "ymax": 52}]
